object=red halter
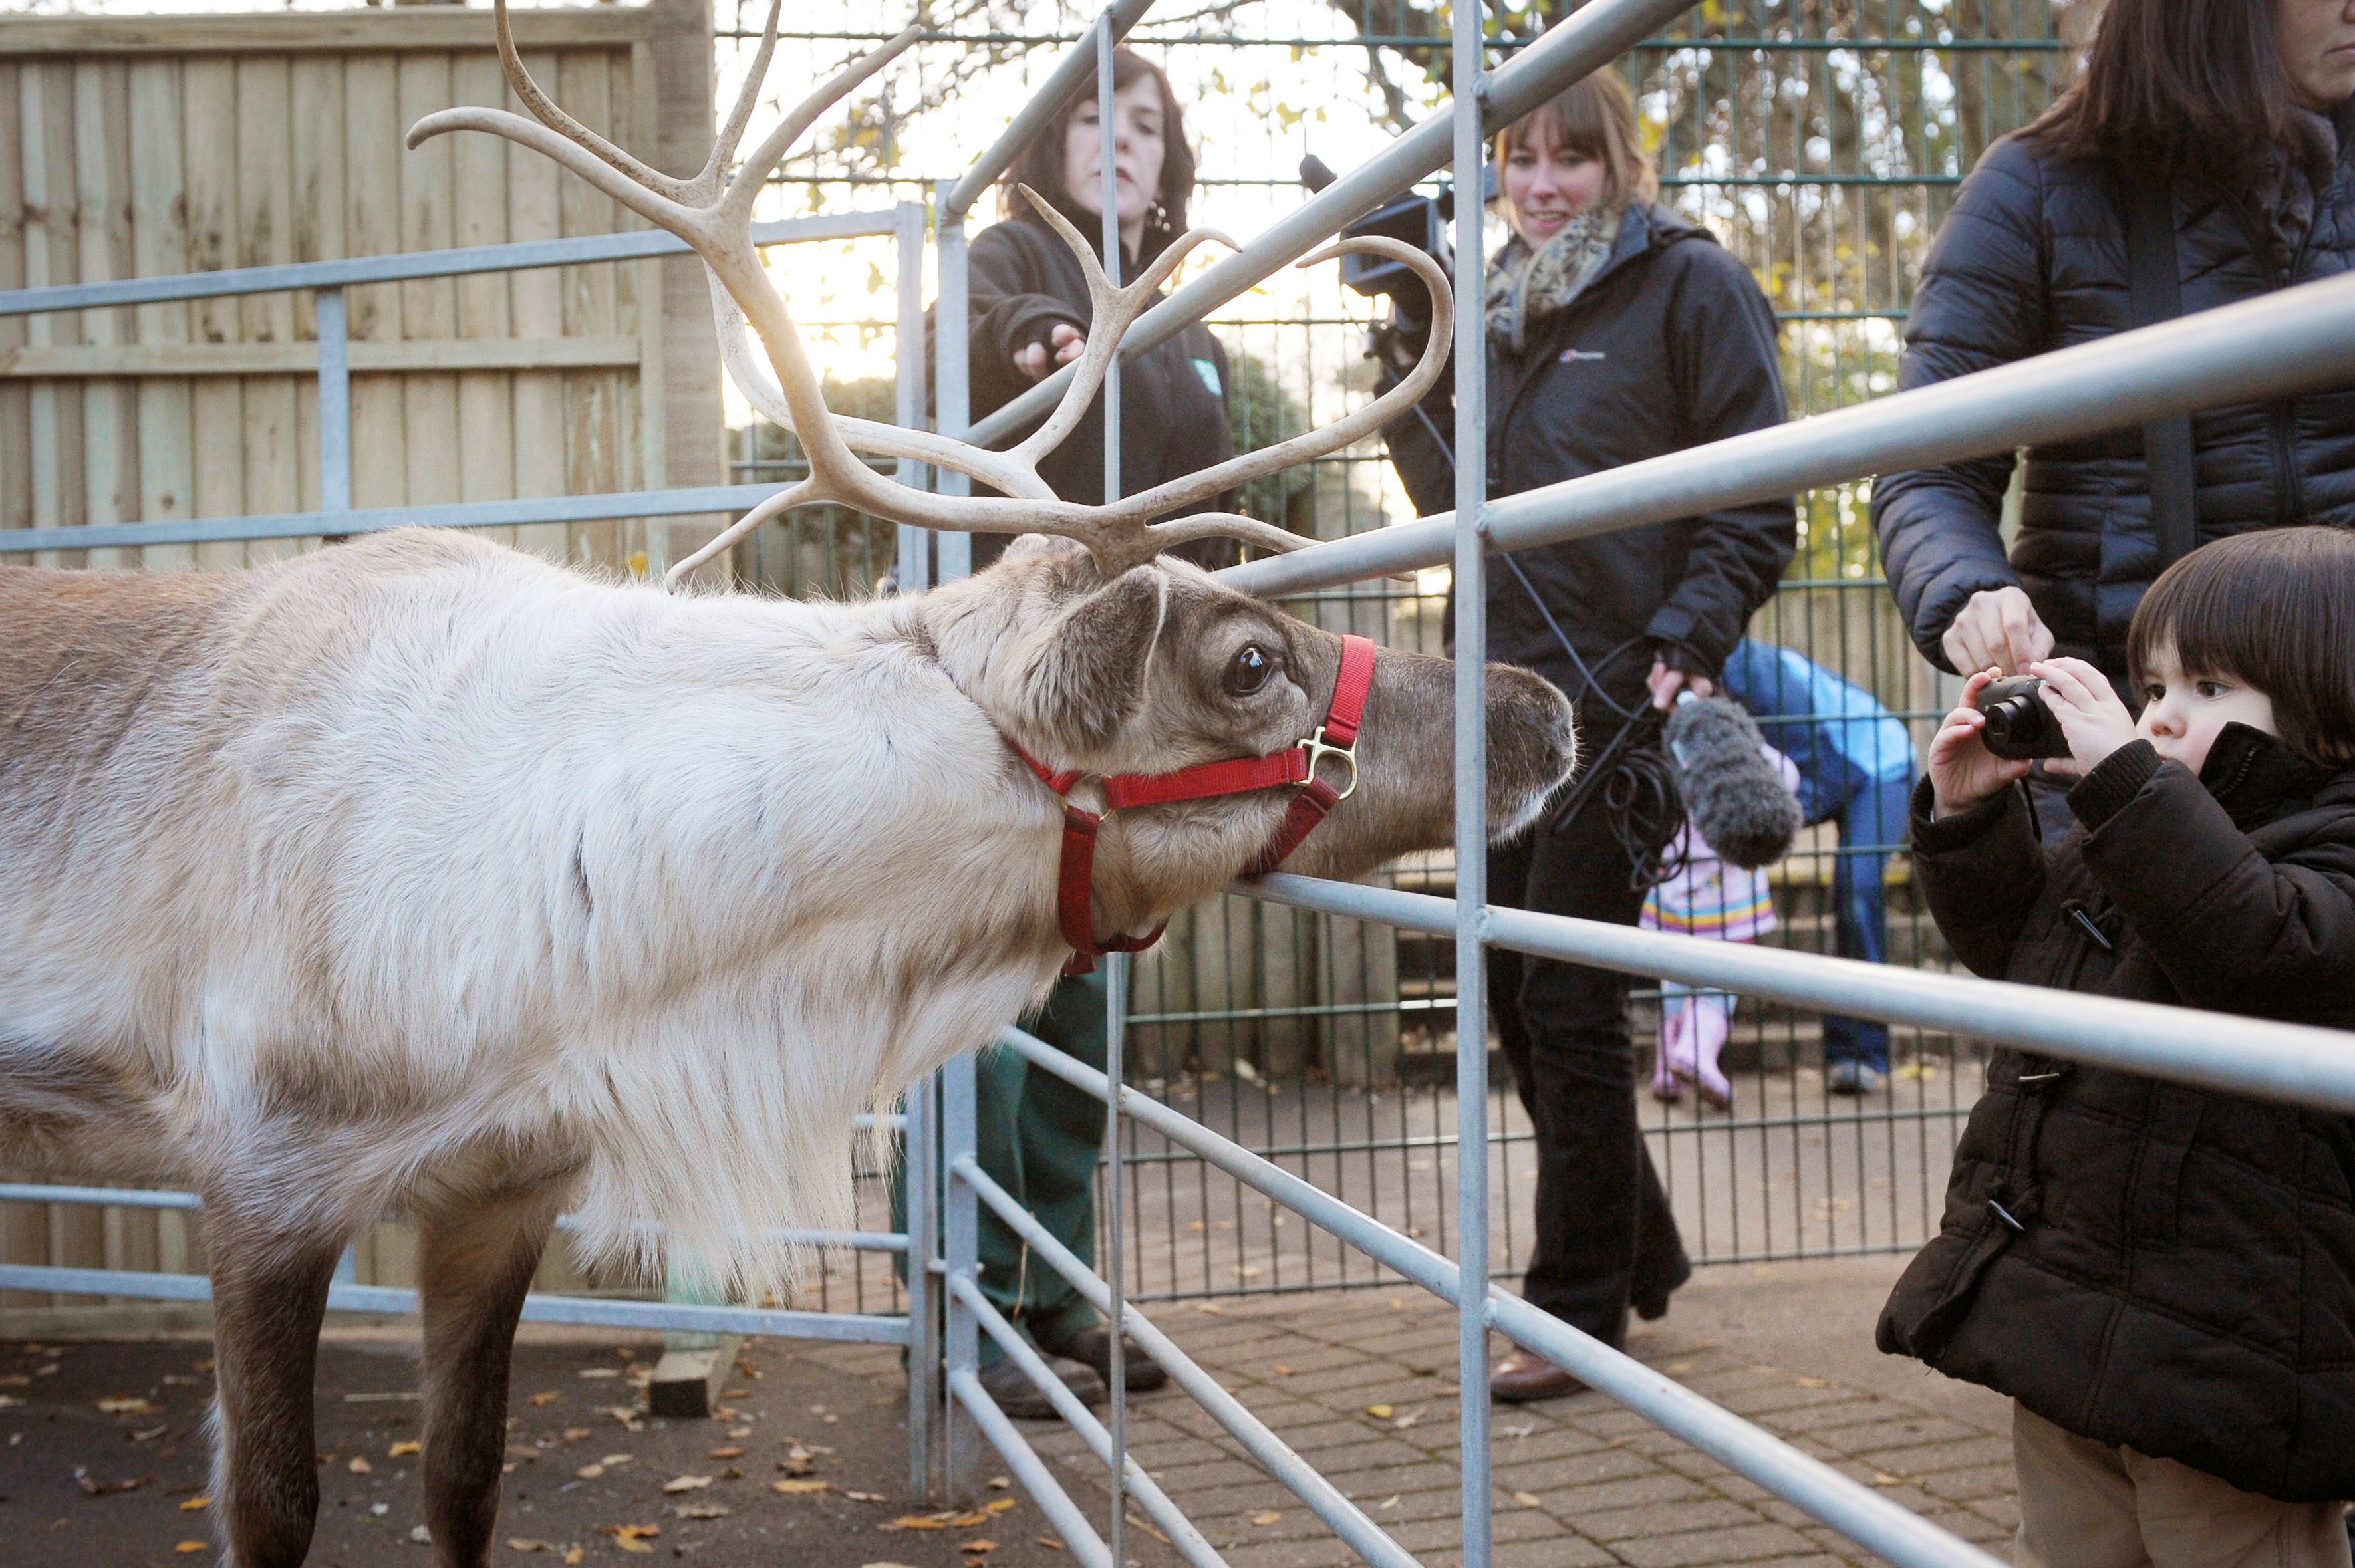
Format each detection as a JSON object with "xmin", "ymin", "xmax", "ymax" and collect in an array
[{"xmin": 1016, "ymin": 634, "xmax": 1379, "ymax": 976}]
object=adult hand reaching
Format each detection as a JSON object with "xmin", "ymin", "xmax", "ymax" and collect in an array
[
  {"xmin": 1941, "ymin": 585, "xmax": 2054, "ymax": 676},
  {"xmin": 1014, "ymin": 322, "xmax": 1087, "ymax": 383}
]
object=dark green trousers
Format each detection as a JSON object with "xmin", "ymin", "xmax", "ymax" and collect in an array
[{"xmin": 897, "ymin": 972, "xmax": 1109, "ymax": 1364}]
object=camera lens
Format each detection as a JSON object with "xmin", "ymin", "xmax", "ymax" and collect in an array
[{"xmin": 1982, "ymin": 696, "xmax": 2032, "ymax": 747}]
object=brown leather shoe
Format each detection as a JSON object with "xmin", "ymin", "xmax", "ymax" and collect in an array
[
  {"xmin": 1045, "ymin": 1325, "xmax": 1169, "ymax": 1393},
  {"xmin": 1489, "ymin": 1351, "xmax": 1587, "ymax": 1404}
]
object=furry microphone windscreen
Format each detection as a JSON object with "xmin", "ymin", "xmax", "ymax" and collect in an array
[{"xmin": 1663, "ymin": 694, "xmax": 1802, "ymax": 870}]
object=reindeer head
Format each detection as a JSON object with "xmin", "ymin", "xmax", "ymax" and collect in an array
[{"xmin": 926, "ymin": 539, "xmax": 1578, "ymax": 946}]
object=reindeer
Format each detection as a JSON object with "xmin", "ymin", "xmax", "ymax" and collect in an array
[{"xmin": 0, "ymin": 11, "xmax": 1576, "ymax": 1566}]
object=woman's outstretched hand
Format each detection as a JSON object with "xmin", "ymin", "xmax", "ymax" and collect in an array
[
  {"xmin": 1014, "ymin": 322, "xmax": 1088, "ymax": 382},
  {"xmin": 2027, "ymin": 657, "xmax": 2138, "ymax": 777},
  {"xmin": 1928, "ymin": 668, "xmax": 2032, "ymax": 819}
]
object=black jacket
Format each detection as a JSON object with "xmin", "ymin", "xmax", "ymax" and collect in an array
[
  {"xmin": 958, "ymin": 215, "xmax": 1238, "ymax": 570},
  {"xmin": 1874, "ymin": 107, "xmax": 2355, "ymax": 679},
  {"xmin": 1880, "ymin": 726, "xmax": 2355, "ymax": 1502},
  {"xmin": 1388, "ymin": 205, "xmax": 1795, "ymax": 726}
]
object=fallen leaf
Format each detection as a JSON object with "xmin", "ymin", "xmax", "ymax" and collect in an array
[
  {"xmin": 529, "ymin": 1392, "xmax": 561, "ymax": 1407},
  {"xmin": 727, "ymin": 1427, "xmax": 752, "ymax": 1438},
  {"xmin": 1873, "ymin": 1472, "xmax": 1905, "ymax": 1487},
  {"xmin": 74, "ymin": 1467, "xmax": 151, "ymax": 1496},
  {"xmin": 1036, "ymin": 1540, "xmax": 1064, "ymax": 1552},
  {"xmin": 410, "ymin": 1525, "xmax": 433, "ymax": 1544},
  {"xmin": 561, "ymin": 1428, "xmax": 592, "ymax": 1444},
  {"xmin": 1363, "ymin": 1404, "xmax": 1393, "ymax": 1420},
  {"xmin": 347, "ymin": 1456, "xmax": 372, "ymax": 1474},
  {"xmin": 175, "ymin": 1545, "xmax": 207, "ymax": 1556},
  {"xmin": 601, "ymin": 1454, "xmax": 634, "ymax": 1468},
  {"xmin": 95, "ymin": 1396, "xmax": 159, "ymax": 1415},
  {"xmin": 1512, "ymin": 1491, "xmax": 1544, "ymax": 1509},
  {"xmin": 507, "ymin": 1541, "xmax": 553, "ymax": 1553},
  {"xmin": 672, "ymin": 1503, "xmax": 732, "ymax": 1519},
  {"xmin": 563, "ymin": 1551, "xmax": 582, "ymax": 1567},
  {"xmin": 845, "ymin": 1490, "xmax": 889, "ymax": 1503},
  {"xmin": 881, "ymin": 1515, "xmax": 950, "ymax": 1530},
  {"xmin": 1250, "ymin": 1511, "xmax": 1282, "ymax": 1526},
  {"xmin": 987, "ymin": 1476, "xmax": 1011, "ymax": 1490},
  {"xmin": 0, "ymin": 1396, "xmax": 19, "ymax": 1410},
  {"xmin": 574, "ymin": 1465, "xmax": 605, "ymax": 1480},
  {"xmin": 773, "ymin": 1479, "xmax": 831, "ymax": 1495},
  {"xmin": 131, "ymin": 1424, "xmax": 169, "ymax": 1443},
  {"xmin": 179, "ymin": 1496, "xmax": 210, "ymax": 1512},
  {"xmin": 1393, "ymin": 1410, "xmax": 1423, "ymax": 1430},
  {"xmin": 577, "ymin": 1369, "xmax": 621, "ymax": 1380},
  {"xmin": 960, "ymin": 1541, "xmax": 995, "ymax": 1555},
  {"xmin": 661, "ymin": 1475, "xmax": 712, "ymax": 1494},
  {"xmin": 599, "ymin": 1523, "xmax": 662, "ymax": 1553},
  {"xmin": 1500, "ymin": 1424, "xmax": 1534, "ymax": 1439},
  {"xmin": 1272, "ymin": 1364, "xmax": 1292, "ymax": 1376},
  {"xmin": 984, "ymin": 1498, "xmax": 1018, "ymax": 1515},
  {"xmin": 706, "ymin": 1447, "xmax": 744, "ymax": 1460},
  {"xmin": 1377, "ymin": 1495, "xmax": 1400, "ymax": 1510},
  {"xmin": 1796, "ymin": 1377, "xmax": 1831, "ymax": 1388},
  {"xmin": 389, "ymin": 1440, "xmax": 421, "ymax": 1458}
]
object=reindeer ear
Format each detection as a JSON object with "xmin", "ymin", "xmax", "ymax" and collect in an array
[{"xmin": 1026, "ymin": 568, "xmax": 1166, "ymax": 753}]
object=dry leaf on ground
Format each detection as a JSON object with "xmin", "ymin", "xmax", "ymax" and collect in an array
[
  {"xmin": 178, "ymin": 1496, "xmax": 210, "ymax": 1513},
  {"xmin": 773, "ymin": 1479, "xmax": 831, "ymax": 1495},
  {"xmin": 661, "ymin": 1475, "xmax": 712, "ymax": 1494},
  {"xmin": 347, "ymin": 1456, "xmax": 372, "ymax": 1474},
  {"xmin": 707, "ymin": 1447, "xmax": 744, "ymax": 1460},
  {"xmin": 95, "ymin": 1396, "xmax": 158, "ymax": 1415},
  {"xmin": 984, "ymin": 1498, "xmax": 1018, "ymax": 1515},
  {"xmin": 1363, "ymin": 1404, "xmax": 1393, "ymax": 1420},
  {"xmin": 1512, "ymin": 1491, "xmax": 1544, "ymax": 1509},
  {"xmin": 529, "ymin": 1392, "xmax": 560, "ymax": 1406},
  {"xmin": 74, "ymin": 1468, "xmax": 150, "ymax": 1496},
  {"xmin": 389, "ymin": 1440, "xmax": 421, "ymax": 1458},
  {"xmin": 174, "ymin": 1545, "xmax": 206, "ymax": 1556},
  {"xmin": 881, "ymin": 1514, "xmax": 950, "ymax": 1530},
  {"xmin": 673, "ymin": 1503, "xmax": 732, "ymax": 1520},
  {"xmin": 1251, "ymin": 1511, "xmax": 1283, "ymax": 1526}
]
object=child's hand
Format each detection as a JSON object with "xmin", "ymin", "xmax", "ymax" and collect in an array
[
  {"xmin": 2027, "ymin": 658, "xmax": 2139, "ymax": 777},
  {"xmin": 1929, "ymin": 669, "xmax": 2032, "ymax": 818}
]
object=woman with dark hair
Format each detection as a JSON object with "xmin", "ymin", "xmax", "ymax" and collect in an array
[
  {"xmin": 1875, "ymin": 0, "xmax": 2355, "ymax": 704},
  {"xmin": 961, "ymin": 45, "xmax": 1238, "ymax": 569},
  {"xmin": 1383, "ymin": 70, "xmax": 1795, "ymax": 1403},
  {"xmin": 899, "ymin": 47, "xmax": 1224, "ymax": 1421}
]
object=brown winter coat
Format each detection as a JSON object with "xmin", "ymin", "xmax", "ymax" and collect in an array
[{"xmin": 1879, "ymin": 724, "xmax": 2355, "ymax": 1502}]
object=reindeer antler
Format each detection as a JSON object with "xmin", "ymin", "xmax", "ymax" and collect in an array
[{"xmin": 408, "ymin": 0, "xmax": 1454, "ymax": 588}]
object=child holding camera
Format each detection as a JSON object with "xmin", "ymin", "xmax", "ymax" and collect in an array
[{"xmin": 1879, "ymin": 527, "xmax": 2355, "ymax": 1567}]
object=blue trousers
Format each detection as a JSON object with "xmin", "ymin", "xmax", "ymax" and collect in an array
[{"xmin": 1820, "ymin": 775, "xmax": 1911, "ymax": 1072}]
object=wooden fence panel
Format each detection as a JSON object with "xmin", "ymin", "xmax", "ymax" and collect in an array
[{"xmin": 0, "ymin": 8, "xmax": 708, "ymax": 1313}]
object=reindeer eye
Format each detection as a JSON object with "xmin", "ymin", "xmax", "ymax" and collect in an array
[{"xmin": 1224, "ymin": 642, "xmax": 1275, "ymax": 696}]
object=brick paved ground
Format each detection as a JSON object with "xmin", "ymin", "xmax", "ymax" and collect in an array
[{"xmin": 814, "ymin": 1255, "xmax": 2019, "ymax": 1568}]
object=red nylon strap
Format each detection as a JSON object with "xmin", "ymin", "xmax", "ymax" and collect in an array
[
  {"xmin": 1243, "ymin": 779, "xmax": 1341, "ymax": 877},
  {"xmin": 1016, "ymin": 633, "xmax": 1379, "ymax": 973},
  {"xmin": 1320, "ymin": 634, "xmax": 1377, "ymax": 748}
]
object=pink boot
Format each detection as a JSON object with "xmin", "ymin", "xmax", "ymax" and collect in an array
[
  {"xmin": 1650, "ymin": 1003, "xmax": 1688, "ymax": 1103},
  {"xmin": 1685, "ymin": 993, "xmax": 1734, "ymax": 1110}
]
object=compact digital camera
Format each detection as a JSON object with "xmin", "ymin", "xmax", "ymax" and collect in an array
[{"xmin": 1972, "ymin": 676, "xmax": 2073, "ymax": 761}]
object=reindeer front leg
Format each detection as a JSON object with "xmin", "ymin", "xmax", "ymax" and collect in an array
[
  {"xmin": 206, "ymin": 1212, "xmax": 346, "ymax": 1568},
  {"xmin": 416, "ymin": 1186, "xmax": 567, "ymax": 1568}
]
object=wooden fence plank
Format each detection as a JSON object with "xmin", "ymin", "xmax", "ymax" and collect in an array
[
  {"xmin": 508, "ymin": 46, "xmax": 567, "ymax": 565},
  {"xmin": 0, "ymin": 64, "xmax": 29, "ymax": 541},
  {"xmin": 449, "ymin": 48, "xmax": 516, "ymax": 548},
  {"xmin": 236, "ymin": 54, "xmax": 298, "ymax": 558},
  {"xmin": 344, "ymin": 51, "xmax": 404, "ymax": 510},
  {"xmin": 557, "ymin": 49, "xmax": 620, "ymax": 569},
  {"xmin": 289, "ymin": 53, "xmax": 341, "ymax": 526},
  {"xmin": 129, "ymin": 57, "xmax": 195, "ymax": 571},
  {"xmin": 184, "ymin": 55, "xmax": 245, "ymax": 569},
  {"xmin": 0, "ymin": 12, "xmax": 655, "ymax": 57},
  {"xmin": 397, "ymin": 51, "xmax": 458, "ymax": 513},
  {"xmin": 75, "ymin": 60, "xmax": 137, "ymax": 567},
  {"xmin": 24, "ymin": 61, "xmax": 82, "ymax": 568}
]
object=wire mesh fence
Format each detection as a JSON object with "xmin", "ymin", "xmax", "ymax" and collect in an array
[{"xmin": 707, "ymin": 0, "xmax": 2077, "ymax": 1312}]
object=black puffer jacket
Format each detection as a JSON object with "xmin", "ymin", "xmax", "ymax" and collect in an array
[
  {"xmin": 1387, "ymin": 204, "xmax": 1795, "ymax": 727},
  {"xmin": 958, "ymin": 214, "xmax": 1238, "ymax": 570},
  {"xmin": 1874, "ymin": 104, "xmax": 2355, "ymax": 679},
  {"xmin": 1880, "ymin": 725, "xmax": 2355, "ymax": 1502}
]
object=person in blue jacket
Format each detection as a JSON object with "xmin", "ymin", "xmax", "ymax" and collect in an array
[{"xmin": 1717, "ymin": 640, "xmax": 1916, "ymax": 1094}]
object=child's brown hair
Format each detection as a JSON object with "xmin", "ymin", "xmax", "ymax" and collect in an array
[{"xmin": 2128, "ymin": 527, "xmax": 2355, "ymax": 763}]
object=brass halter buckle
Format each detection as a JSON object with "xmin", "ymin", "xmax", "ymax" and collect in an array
[{"xmin": 1298, "ymin": 725, "xmax": 1361, "ymax": 801}]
